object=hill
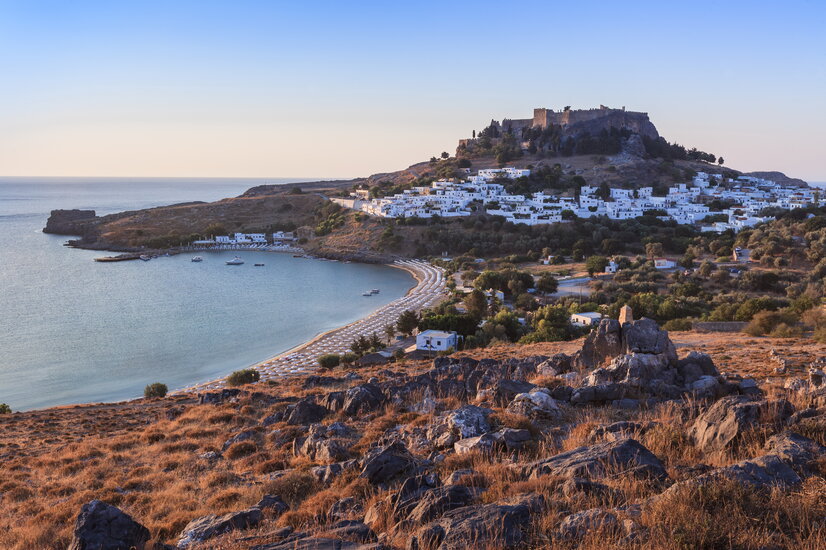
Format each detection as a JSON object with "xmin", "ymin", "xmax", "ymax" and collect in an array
[{"xmin": 2, "ymin": 324, "xmax": 825, "ymax": 549}]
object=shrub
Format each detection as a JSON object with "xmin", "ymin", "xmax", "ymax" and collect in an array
[
  {"xmin": 0, "ymin": 403, "xmax": 10, "ymax": 414},
  {"xmin": 226, "ymin": 368, "xmax": 260, "ymax": 386},
  {"xmin": 143, "ymin": 382, "xmax": 168, "ymax": 399},
  {"xmin": 224, "ymin": 441, "xmax": 257, "ymax": 459},
  {"xmin": 744, "ymin": 310, "xmax": 799, "ymax": 337},
  {"xmin": 317, "ymin": 354, "xmax": 341, "ymax": 370},
  {"xmin": 340, "ymin": 352, "xmax": 358, "ymax": 364}
]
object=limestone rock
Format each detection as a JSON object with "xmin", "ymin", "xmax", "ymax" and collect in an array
[
  {"xmin": 360, "ymin": 442, "xmax": 418, "ymax": 486},
  {"xmin": 408, "ymin": 494, "xmax": 544, "ymax": 550},
  {"xmin": 524, "ymin": 438, "xmax": 667, "ymax": 482},
  {"xmin": 445, "ymin": 405, "xmax": 491, "ymax": 439},
  {"xmin": 343, "ymin": 383, "xmax": 385, "ymax": 416},
  {"xmin": 177, "ymin": 507, "xmax": 263, "ymax": 548},
  {"xmin": 506, "ymin": 388, "xmax": 561, "ymax": 420},
  {"xmin": 689, "ymin": 396, "xmax": 767, "ymax": 453},
  {"xmin": 286, "ymin": 399, "xmax": 330, "ymax": 425},
  {"xmin": 68, "ymin": 500, "xmax": 150, "ymax": 550},
  {"xmin": 558, "ymin": 508, "xmax": 619, "ymax": 539}
]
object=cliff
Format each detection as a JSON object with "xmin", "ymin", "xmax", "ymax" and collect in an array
[{"xmin": 43, "ymin": 209, "xmax": 100, "ymax": 236}]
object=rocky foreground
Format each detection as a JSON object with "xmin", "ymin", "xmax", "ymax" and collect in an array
[{"xmin": 3, "ymin": 320, "xmax": 826, "ymax": 549}]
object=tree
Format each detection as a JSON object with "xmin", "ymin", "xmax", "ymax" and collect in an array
[
  {"xmin": 317, "ymin": 354, "xmax": 341, "ymax": 369},
  {"xmin": 585, "ymin": 255, "xmax": 609, "ymax": 276},
  {"xmin": 464, "ymin": 289, "xmax": 488, "ymax": 319},
  {"xmin": 0, "ymin": 403, "xmax": 10, "ymax": 414},
  {"xmin": 227, "ymin": 368, "xmax": 260, "ymax": 386},
  {"xmin": 535, "ymin": 273, "xmax": 559, "ymax": 295},
  {"xmin": 440, "ymin": 151, "xmax": 450, "ymax": 159},
  {"xmin": 396, "ymin": 309, "xmax": 420, "ymax": 337},
  {"xmin": 144, "ymin": 382, "xmax": 168, "ymax": 399},
  {"xmin": 383, "ymin": 324, "xmax": 396, "ymax": 344},
  {"xmin": 645, "ymin": 242, "xmax": 663, "ymax": 259},
  {"xmin": 718, "ymin": 157, "xmax": 725, "ymax": 166}
]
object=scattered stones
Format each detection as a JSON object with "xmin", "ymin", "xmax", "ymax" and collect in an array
[{"xmin": 68, "ymin": 500, "xmax": 150, "ymax": 550}]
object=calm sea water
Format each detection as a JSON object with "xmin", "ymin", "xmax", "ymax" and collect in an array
[{"xmin": 0, "ymin": 178, "xmax": 414, "ymax": 411}]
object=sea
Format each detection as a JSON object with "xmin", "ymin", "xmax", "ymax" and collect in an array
[{"xmin": 0, "ymin": 178, "xmax": 415, "ymax": 411}]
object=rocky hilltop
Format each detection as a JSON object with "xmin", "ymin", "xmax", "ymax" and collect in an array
[{"xmin": 3, "ymin": 318, "xmax": 825, "ymax": 549}]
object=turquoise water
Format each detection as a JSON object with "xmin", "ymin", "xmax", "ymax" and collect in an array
[{"xmin": 0, "ymin": 178, "xmax": 414, "ymax": 411}]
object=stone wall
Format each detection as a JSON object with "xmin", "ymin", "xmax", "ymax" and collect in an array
[{"xmin": 692, "ymin": 322, "xmax": 748, "ymax": 333}]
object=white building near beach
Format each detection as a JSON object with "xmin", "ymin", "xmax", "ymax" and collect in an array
[{"xmin": 416, "ymin": 330, "xmax": 459, "ymax": 352}]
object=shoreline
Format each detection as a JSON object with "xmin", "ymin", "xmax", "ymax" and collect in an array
[{"xmin": 172, "ymin": 258, "xmax": 446, "ymax": 394}]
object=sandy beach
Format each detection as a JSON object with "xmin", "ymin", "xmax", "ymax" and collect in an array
[{"xmin": 176, "ymin": 259, "xmax": 446, "ymax": 393}]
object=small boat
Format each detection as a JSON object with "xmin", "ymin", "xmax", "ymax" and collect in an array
[
  {"xmin": 370, "ymin": 289, "xmax": 380, "ymax": 294},
  {"xmin": 362, "ymin": 291, "xmax": 372, "ymax": 296},
  {"xmin": 293, "ymin": 254, "xmax": 303, "ymax": 258},
  {"xmin": 254, "ymin": 263, "xmax": 265, "ymax": 267},
  {"xmin": 191, "ymin": 256, "xmax": 203, "ymax": 262},
  {"xmin": 226, "ymin": 256, "xmax": 244, "ymax": 265},
  {"xmin": 139, "ymin": 255, "xmax": 151, "ymax": 261}
]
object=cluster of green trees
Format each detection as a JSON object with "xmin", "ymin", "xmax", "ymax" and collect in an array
[{"xmin": 314, "ymin": 202, "xmax": 347, "ymax": 236}]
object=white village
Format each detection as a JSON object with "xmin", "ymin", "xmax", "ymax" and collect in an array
[{"xmin": 333, "ymin": 168, "xmax": 823, "ymax": 233}]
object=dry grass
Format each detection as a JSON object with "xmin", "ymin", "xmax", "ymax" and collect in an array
[{"xmin": 1, "ymin": 333, "xmax": 825, "ymax": 548}]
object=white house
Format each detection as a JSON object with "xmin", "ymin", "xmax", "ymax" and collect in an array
[
  {"xmin": 605, "ymin": 259, "xmax": 619, "ymax": 273},
  {"xmin": 653, "ymin": 258, "xmax": 677, "ymax": 270},
  {"xmin": 570, "ymin": 312, "xmax": 603, "ymax": 327},
  {"xmin": 416, "ymin": 330, "xmax": 459, "ymax": 352}
]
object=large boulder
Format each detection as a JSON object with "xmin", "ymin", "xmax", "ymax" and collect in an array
[
  {"xmin": 523, "ymin": 438, "xmax": 667, "ymax": 482},
  {"xmin": 621, "ymin": 318, "xmax": 677, "ymax": 361},
  {"xmin": 343, "ymin": 383, "xmax": 385, "ymax": 416},
  {"xmin": 407, "ymin": 494, "xmax": 543, "ymax": 550},
  {"xmin": 360, "ymin": 442, "xmax": 419, "ymax": 486},
  {"xmin": 68, "ymin": 500, "xmax": 150, "ymax": 550},
  {"xmin": 574, "ymin": 319, "xmax": 623, "ymax": 369},
  {"xmin": 295, "ymin": 424, "xmax": 351, "ymax": 463}
]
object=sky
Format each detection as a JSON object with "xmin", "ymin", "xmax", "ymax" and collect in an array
[{"xmin": 0, "ymin": 1, "xmax": 824, "ymax": 181}]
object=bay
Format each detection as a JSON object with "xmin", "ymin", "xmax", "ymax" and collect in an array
[{"xmin": 0, "ymin": 178, "xmax": 413, "ymax": 411}]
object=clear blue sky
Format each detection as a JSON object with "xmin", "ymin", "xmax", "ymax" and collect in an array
[{"xmin": 1, "ymin": 0, "xmax": 824, "ymax": 180}]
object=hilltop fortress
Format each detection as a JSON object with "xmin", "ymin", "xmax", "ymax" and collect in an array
[{"xmin": 459, "ymin": 105, "xmax": 660, "ymax": 152}]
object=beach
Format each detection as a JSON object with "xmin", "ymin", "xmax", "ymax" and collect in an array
[{"xmin": 176, "ymin": 259, "xmax": 446, "ymax": 392}]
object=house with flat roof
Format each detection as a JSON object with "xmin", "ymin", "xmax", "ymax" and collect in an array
[
  {"xmin": 416, "ymin": 330, "xmax": 459, "ymax": 351},
  {"xmin": 570, "ymin": 312, "xmax": 603, "ymax": 327}
]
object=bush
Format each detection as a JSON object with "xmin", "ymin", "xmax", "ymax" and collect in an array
[
  {"xmin": 340, "ymin": 352, "xmax": 358, "ymax": 364},
  {"xmin": 226, "ymin": 368, "xmax": 261, "ymax": 386},
  {"xmin": 144, "ymin": 382, "xmax": 168, "ymax": 399},
  {"xmin": 317, "ymin": 354, "xmax": 341, "ymax": 370},
  {"xmin": 0, "ymin": 403, "xmax": 10, "ymax": 414},
  {"xmin": 744, "ymin": 311, "xmax": 799, "ymax": 337},
  {"xmin": 224, "ymin": 441, "xmax": 257, "ymax": 459},
  {"xmin": 769, "ymin": 323, "xmax": 803, "ymax": 338}
]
